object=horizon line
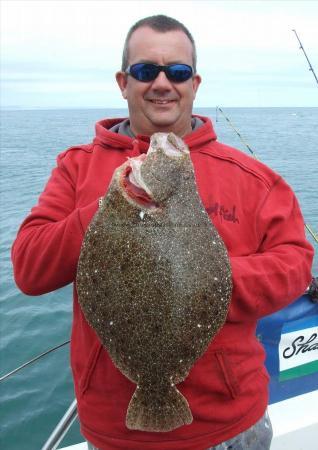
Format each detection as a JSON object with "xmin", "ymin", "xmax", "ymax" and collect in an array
[{"xmin": 1, "ymin": 106, "xmax": 317, "ymax": 112}]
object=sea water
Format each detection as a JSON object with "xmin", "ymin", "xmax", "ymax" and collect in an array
[{"xmin": 0, "ymin": 107, "xmax": 317, "ymax": 450}]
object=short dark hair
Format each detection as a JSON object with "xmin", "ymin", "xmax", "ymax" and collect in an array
[{"xmin": 121, "ymin": 15, "xmax": 197, "ymax": 73}]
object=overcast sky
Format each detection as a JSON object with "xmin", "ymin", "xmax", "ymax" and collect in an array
[{"xmin": 1, "ymin": 0, "xmax": 318, "ymax": 109}]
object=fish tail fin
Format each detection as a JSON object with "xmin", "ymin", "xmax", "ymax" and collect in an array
[{"xmin": 126, "ymin": 385, "xmax": 193, "ymax": 432}]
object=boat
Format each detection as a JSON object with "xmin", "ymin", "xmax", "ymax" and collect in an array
[{"xmin": 40, "ymin": 284, "xmax": 318, "ymax": 450}]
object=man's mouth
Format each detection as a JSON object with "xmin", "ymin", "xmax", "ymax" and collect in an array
[{"xmin": 148, "ymin": 99, "xmax": 175, "ymax": 105}]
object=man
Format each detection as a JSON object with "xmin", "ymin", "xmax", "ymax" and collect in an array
[{"xmin": 12, "ymin": 15, "xmax": 313, "ymax": 450}]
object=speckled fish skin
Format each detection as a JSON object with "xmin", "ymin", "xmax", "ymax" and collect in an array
[{"xmin": 76, "ymin": 133, "xmax": 232, "ymax": 433}]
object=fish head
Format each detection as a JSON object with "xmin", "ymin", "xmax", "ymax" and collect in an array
[{"xmin": 129, "ymin": 133, "xmax": 191, "ymax": 206}]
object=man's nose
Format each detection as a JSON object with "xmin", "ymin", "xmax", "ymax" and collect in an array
[{"xmin": 151, "ymin": 70, "xmax": 173, "ymax": 90}]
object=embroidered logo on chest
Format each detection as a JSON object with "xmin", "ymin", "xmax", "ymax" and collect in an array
[{"xmin": 206, "ymin": 202, "xmax": 239, "ymax": 224}]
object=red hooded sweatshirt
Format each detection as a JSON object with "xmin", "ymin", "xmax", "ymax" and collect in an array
[{"xmin": 12, "ymin": 116, "xmax": 313, "ymax": 449}]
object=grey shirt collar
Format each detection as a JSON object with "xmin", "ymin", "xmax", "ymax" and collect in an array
[{"xmin": 109, "ymin": 117, "xmax": 204, "ymax": 137}]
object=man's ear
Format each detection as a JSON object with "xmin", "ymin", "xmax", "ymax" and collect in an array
[
  {"xmin": 192, "ymin": 74, "xmax": 202, "ymax": 98},
  {"xmin": 116, "ymin": 71, "xmax": 128, "ymax": 99}
]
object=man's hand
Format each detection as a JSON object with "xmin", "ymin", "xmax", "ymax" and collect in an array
[{"xmin": 308, "ymin": 277, "xmax": 318, "ymax": 302}]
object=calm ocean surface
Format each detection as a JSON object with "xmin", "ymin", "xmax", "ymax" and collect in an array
[{"xmin": 1, "ymin": 107, "xmax": 317, "ymax": 449}]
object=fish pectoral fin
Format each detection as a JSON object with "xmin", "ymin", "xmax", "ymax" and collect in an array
[{"xmin": 126, "ymin": 384, "xmax": 193, "ymax": 432}]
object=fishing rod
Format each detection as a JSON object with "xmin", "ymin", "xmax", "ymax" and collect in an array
[
  {"xmin": 306, "ymin": 224, "xmax": 318, "ymax": 245},
  {"xmin": 0, "ymin": 340, "xmax": 70, "ymax": 382},
  {"xmin": 292, "ymin": 29, "xmax": 318, "ymax": 86},
  {"xmin": 216, "ymin": 107, "xmax": 259, "ymax": 159},
  {"xmin": 291, "ymin": 29, "xmax": 318, "ymax": 243},
  {"xmin": 216, "ymin": 107, "xmax": 318, "ymax": 246}
]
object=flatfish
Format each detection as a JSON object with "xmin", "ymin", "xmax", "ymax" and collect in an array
[{"xmin": 76, "ymin": 132, "xmax": 232, "ymax": 432}]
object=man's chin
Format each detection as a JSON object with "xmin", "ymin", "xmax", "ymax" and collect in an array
[{"xmin": 147, "ymin": 115, "xmax": 180, "ymax": 131}]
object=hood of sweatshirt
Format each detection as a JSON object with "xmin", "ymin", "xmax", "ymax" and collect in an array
[{"xmin": 93, "ymin": 115, "xmax": 217, "ymax": 156}]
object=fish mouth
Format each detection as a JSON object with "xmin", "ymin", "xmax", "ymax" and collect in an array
[{"xmin": 121, "ymin": 163, "xmax": 159, "ymax": 209}]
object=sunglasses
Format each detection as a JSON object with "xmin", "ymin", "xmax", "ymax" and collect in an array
[{"xmin": 125, "ymin": 63, "xmax": 193, "ymax": 83}]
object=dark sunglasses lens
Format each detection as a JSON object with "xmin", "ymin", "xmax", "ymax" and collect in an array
[
  {"xmin": 167, "ymin": 65, "xmax": 193, "ymax": 82},
  {"xmin": 130, "ymin": 64, "xmax": 159, "ymax": 81}
]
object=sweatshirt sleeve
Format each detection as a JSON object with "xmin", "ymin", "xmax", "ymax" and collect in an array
[
  {"xmin": 228, "ymin": 177, "xmax": 314, "ymax": 322},
  {"xmin": 11, "ymin": 152, "xmax": 98, "ymax": 296}
]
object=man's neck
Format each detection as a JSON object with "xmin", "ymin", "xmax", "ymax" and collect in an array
[
  {"xmin": 109, "ymin": 117, "xmax": 204, "ymax": 138},
  {"xmin": 130, "ymin": 123, "xmax": 191, "ymax": 138}
]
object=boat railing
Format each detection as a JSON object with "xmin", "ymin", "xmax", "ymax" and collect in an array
[{"xmin": 41, "ymin": 399, "xmax": 78, "ymax": 450}]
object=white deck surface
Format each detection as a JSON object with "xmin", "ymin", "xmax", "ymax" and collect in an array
[
  {"xmin": 60, "ymin": 390, "xmax": 318, "ymax": 449},
  {"xmin": 269, "ymin": 390, "xmax": 318, "ymax": 450}
]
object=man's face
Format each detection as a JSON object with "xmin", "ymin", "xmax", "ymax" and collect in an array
[{"xmin": 116, "ymin": 26, "xmax": 201, "ymax": 137}]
